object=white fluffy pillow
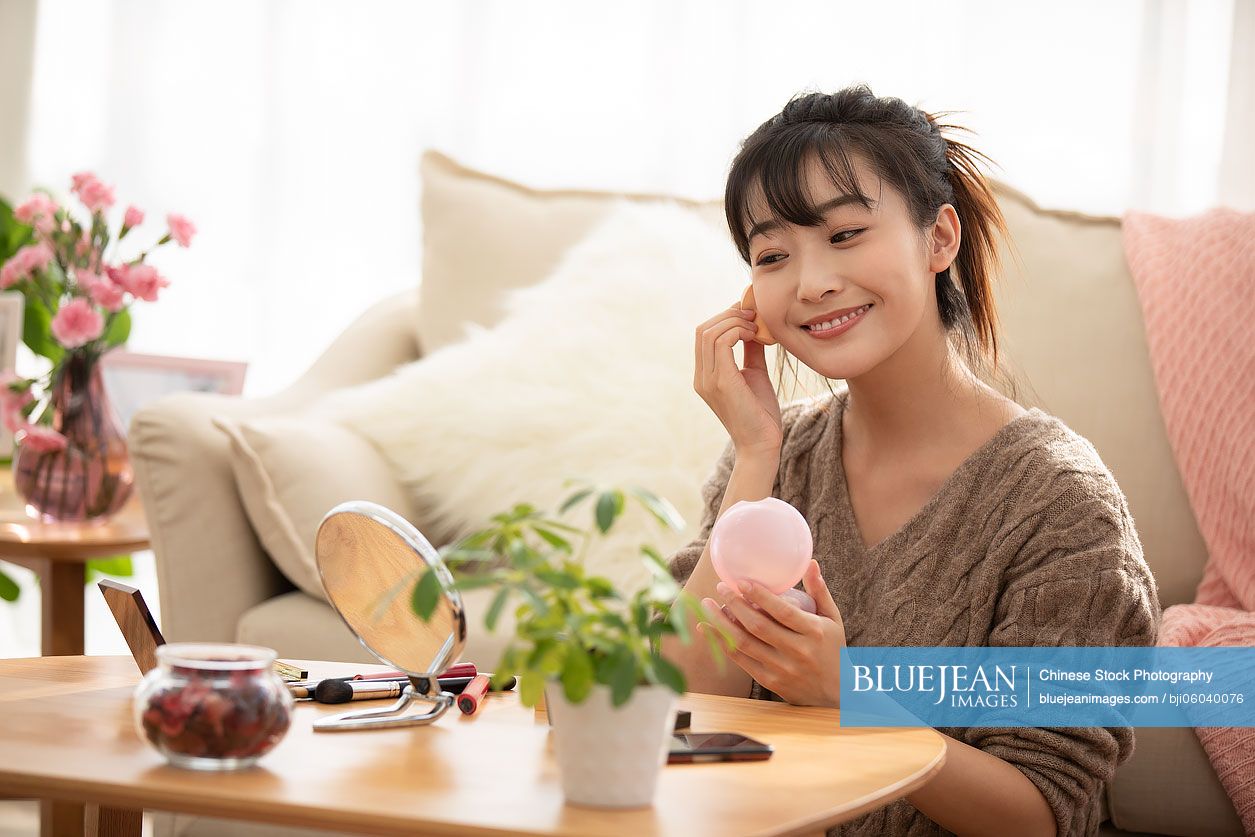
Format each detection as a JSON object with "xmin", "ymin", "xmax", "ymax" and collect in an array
[{"xmin": 313, "ymin": 199, "xmax": 754, "ymax": 593}]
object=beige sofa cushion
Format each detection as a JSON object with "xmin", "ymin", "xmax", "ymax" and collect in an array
[
  {"xmin": 212, "ymin": 415, "xmax": 422, "ymax": 600},
  {"xmin": 1106, "ymin": 726, "xmax": 1243, "ymax": 835},
  {"xmin": 416, "ymin": 149, "xmax": 727, "ymax": 354},
  {"xmin": 985, "ymin": 185, "xmax": 1208, "ymax": 608}
]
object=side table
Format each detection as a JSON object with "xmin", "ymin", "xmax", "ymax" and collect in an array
[{"xmin": 0, "ymin": 465, "xmax": 150, "ymax": 656}]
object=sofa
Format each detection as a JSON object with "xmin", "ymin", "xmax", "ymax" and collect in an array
[{"xmin": 131, "ymin": 149, "xmax": 1244, "ymax": 836}]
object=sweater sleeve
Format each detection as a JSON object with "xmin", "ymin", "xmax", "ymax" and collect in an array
[{"xmin": 959, "ymin": 476, "xmax": 1162, "ymax": 837}]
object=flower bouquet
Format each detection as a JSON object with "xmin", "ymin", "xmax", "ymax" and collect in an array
[{"xmin": 0, "ymin": 172, "xmax": 195, "ymax": 521}]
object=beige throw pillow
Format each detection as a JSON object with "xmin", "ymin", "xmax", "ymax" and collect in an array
[{"xmin": 212, "ymin": 415, "xmax": 424, "ymax": 601}]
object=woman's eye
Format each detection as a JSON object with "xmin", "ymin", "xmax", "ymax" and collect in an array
[{"xmin": 755, "ymin": 229, "xmax": 864, "ymax": 266}]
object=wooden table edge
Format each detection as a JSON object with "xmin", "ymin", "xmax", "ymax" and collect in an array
[{"xmin": 0, "ymin": 731, "xmax": 949, "ymax": 837}]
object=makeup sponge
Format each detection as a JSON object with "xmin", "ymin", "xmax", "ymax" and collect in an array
[
  {"xmin": 740, "ymin": 285, "xmax": 777, "ymax": 345},
  {"xmin": 709, "ymin": 497, "xmax": 812, "ymax": 594}
]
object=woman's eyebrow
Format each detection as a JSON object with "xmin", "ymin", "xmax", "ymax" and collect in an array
[{"xmin": 747, "ymin": 193, "xmax": 876, "ymax": 244}]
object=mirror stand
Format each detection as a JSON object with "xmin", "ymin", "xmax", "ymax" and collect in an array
[{"xmin": 313, "ymin": 683, "xmax": 455, "ymax": 732}]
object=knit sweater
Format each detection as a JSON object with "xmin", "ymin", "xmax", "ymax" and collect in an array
[{"xmin": 667, "ymin": 386, "xmax": 1162, "ymax": 837}]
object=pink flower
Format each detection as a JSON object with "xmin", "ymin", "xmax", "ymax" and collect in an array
[
  {"xmin": 115, "ymin": 262, "xmax": 169, "ymax": 302},
  {"xmin": 0, "ymin": 375, "xmax": 34, "ymax": 433},
  {"xmin": 70, "ymin": 171, "xmax": 115, "ymax": 213},
  {"xmin": 166, "ymin": 213, "xmax": 196, "ymax": 247},
  {"xmin": 14, "ymin": 193, "xmax": 59, "ymax": 236},
  {"xmin": 76, "ymin": 270, "xmax": 103, "ymax": 291},
  {"xmin": 0, "ymin": 262, "xmax": 21, "ymax": 290},
  {"xmin": 1, "ymin": 242, "xmax": 54, "ymax": 287},
  {"xmin": 75, "ymin": 235, "xmax": 89, "ymax": 257},
  {"xmin": 88, "ymin": 275, "xmax": 126, "ymax": 312},
  {"xmin": 17, "ymin": 424, "xmax": 68, "ymax": 453},
  {"xmin": 123, "ymin": 205, "xmax": 144, "ymax": 229},
  {"xmin": 50, "ymin": 298, "xmax": 105, "ymax": 349}
]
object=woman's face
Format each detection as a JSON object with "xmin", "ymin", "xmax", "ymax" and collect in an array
[{"xmin": 745, "ymin": 152, "xmax": 958, "ymax": 381}]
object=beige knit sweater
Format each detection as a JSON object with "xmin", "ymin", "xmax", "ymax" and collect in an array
[{"xmin": 668, "ymin": 386, "xmax": 1162, "ymax": 837}]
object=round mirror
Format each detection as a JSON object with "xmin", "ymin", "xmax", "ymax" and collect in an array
[{"xmin": 313, "ymin": 500, "xmax": 467, "ymax": 731}]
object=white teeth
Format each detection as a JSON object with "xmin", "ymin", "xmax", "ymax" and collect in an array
[{"xmin": 805, "ymin": 305, "xmax": 870, "ymax": 332}]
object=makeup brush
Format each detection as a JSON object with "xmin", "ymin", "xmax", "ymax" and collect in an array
[{"xmin": 314, "ymin": 674, "xmax": 517, "ymax": 704}]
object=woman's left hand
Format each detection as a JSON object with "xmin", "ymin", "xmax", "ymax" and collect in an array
[{"xmin": 698, "ymin": 559, "xmax": 847, "ymax": 707}]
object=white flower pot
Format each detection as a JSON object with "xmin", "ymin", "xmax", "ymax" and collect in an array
[{"xmin": 545, "ymin": 681, "xmax": 678, "ymax": 808}]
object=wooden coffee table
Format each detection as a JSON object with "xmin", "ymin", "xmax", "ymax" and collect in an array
[
  {"xmin": 0, "ymin": 466, "xmax": 150, "ymax": 656},
  {"xmin": 0, "ymin": 656, "xmax": 947, "ymax": 837}
]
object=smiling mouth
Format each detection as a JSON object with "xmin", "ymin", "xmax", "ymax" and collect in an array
[{"xmin": 801, "ymin": 304, "xmax": 873, "ymax": 333}]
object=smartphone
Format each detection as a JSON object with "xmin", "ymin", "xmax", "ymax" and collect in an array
[{"xmin": 667, "ymin": 732, "xmax": 773, "ymax": 763}]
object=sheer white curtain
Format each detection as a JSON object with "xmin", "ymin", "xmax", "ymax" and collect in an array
[{"xmin": 15, "ymin": 0, "xmax": 1252, "ymax": 397}]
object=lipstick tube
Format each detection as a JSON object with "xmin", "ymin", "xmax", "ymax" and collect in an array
[{"xmin": 457, "ymin": 673, "xmax": 491, "ymax": 715}]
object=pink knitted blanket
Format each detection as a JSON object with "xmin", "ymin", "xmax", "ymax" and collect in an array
[{"xmin": 1122, "ymin": 207, "xmax": 1255, "ymax": 830}]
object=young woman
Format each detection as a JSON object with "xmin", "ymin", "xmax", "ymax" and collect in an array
[{"xmin": 663, "ymin": 85, "xmax": 1161, "ymax": 837}]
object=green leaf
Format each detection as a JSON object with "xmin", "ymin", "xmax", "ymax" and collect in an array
[
  {"xmin": 651, "ymin": 654, "xmax": 686, "ymax": 695},
  {"xmin": 484, "ymin": 586, "xmax": 510, "ymax": 631},
  {"xmin": 627, "ymin": 486, "xmax": 686, "ymax": 532},
  {"xmin": 534, "ymin": 567, "xmax": 580, "ymax": 590},
  {"xmin": 610, "ymin": 648, "xmax": 637, "ymax": 706},
  {"xmin": 561, "ymin": 645, "xmax": 594, "ymax": 703},
  {"xmin": 101, "ymin": 308, "xmax": 132, "ymax": 348},
  {"xmin": 449, "ymin": 572, "xmax": 503, "ymax": 592},
  {"xmin": 531, "ymin": 525, "xmax": 572, "ymax": 553},
  {"xmin": 22, "ymin": 298, "xmax": 63, "ymax": 363},
  {"xmin": 0, "ymin": 198, "xmax": 34, "ymax": 262},
  {"xmin": 581, "ymin": 577, "xmax": 615, "ymax": 601},
  {"xmin": 0, "ymin": 567, "xmax": 19, "ymax": 602},
  {"xmin": 595, "ymin": 490, "xmax": 625, "ymax": 534},
  {"xmin": 85, "ymin": 556, "xmax": 133, "ymax": 581},
  {"xmin": 558, "ymin": 488, "xmax": 593, "ymax": 515},
  {"xmin": 667, "ymin": 601, "xmax": 690, "ymax": 644},
  {"xmin": 518, "ymin": 669, "xmax": 545, "ymax": 707},
  {"xmin": 410, "ymin": 567, "xmax": 442, "ymax": 621}
]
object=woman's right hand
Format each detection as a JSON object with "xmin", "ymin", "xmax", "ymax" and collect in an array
[{"xmin": 694, "ymin": 303, "xmax": 783, "ymax": 457}]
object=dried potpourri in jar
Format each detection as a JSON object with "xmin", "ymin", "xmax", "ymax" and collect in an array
[{"xmin": 133, "ymin": 643, "xmax": 294, "ymax": 770}]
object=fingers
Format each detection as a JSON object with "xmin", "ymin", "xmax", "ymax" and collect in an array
[
  {"xmin": 742, "ymin": 330, "xmax": 767, "ymax": 370},
  {"xmin": 694, "ymin": 308, "xmax": 758, "ymax": 392},
  {"xmin": 715, "ymin": 582, "xmax": 798, "ymax": 649},
  {"xmin": 700, "ymin": 595, "xmax": 776, "ymax": 665},
  {"xmin": 734, "ymin": 579, "xmax": 815, "ymax": 634},
  {"xmin": 802, "ymin": 560, "xmax": 844, "ymax": 626},
  {"xmin": 701, "ymin": 314, "xmax": 757, "ymax": 390}
]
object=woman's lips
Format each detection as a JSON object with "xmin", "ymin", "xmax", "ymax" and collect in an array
[{"xmin": 801, "ymin": 305, "xmax": 871, "ymax": 340}]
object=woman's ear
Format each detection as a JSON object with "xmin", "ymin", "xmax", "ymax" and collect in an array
[{"xmin": 927, "ymin": 204, "xmax": 961, "ymax": 274}]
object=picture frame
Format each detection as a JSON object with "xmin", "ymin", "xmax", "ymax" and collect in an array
[
  {"xmin": 99, "ymin": 350, "xmax": 248, "ymax": 432},
  {"xmin": 0, "ymin": 293, "xmax": 25, "ymax": 458}
]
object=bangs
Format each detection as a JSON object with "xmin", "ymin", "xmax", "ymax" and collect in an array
[{"xmin": 725, "ymin": 125, "xmax": 877, "ymax": 262}]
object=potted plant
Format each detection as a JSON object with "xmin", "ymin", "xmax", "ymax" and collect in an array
[{"xmin": 410, "ymin": 479, "xmax": 735, "ymax": 808}]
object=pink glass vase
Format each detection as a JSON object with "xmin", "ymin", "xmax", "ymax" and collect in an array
[{"xmin": 13, "ymin": 350, "xmax": 134, "ymax": 523}]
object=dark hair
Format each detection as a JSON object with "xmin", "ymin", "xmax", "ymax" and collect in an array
[{"xmin": 724, "ymin": 84, "xmax": 1017, "ymax": 402}]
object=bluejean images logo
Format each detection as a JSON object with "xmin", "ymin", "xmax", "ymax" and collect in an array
[
  {"xmin": 851, "ymin": 661, "xmax": 1020, "ymax": 708},
  {"xmin": 838, "ymin": 647, "xmax": 1255, "ymax": 728}
]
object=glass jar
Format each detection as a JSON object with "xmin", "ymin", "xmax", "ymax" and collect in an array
[{"xmin": 133, "ymin": 643, "xmax": 294, "ymax": 770}]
